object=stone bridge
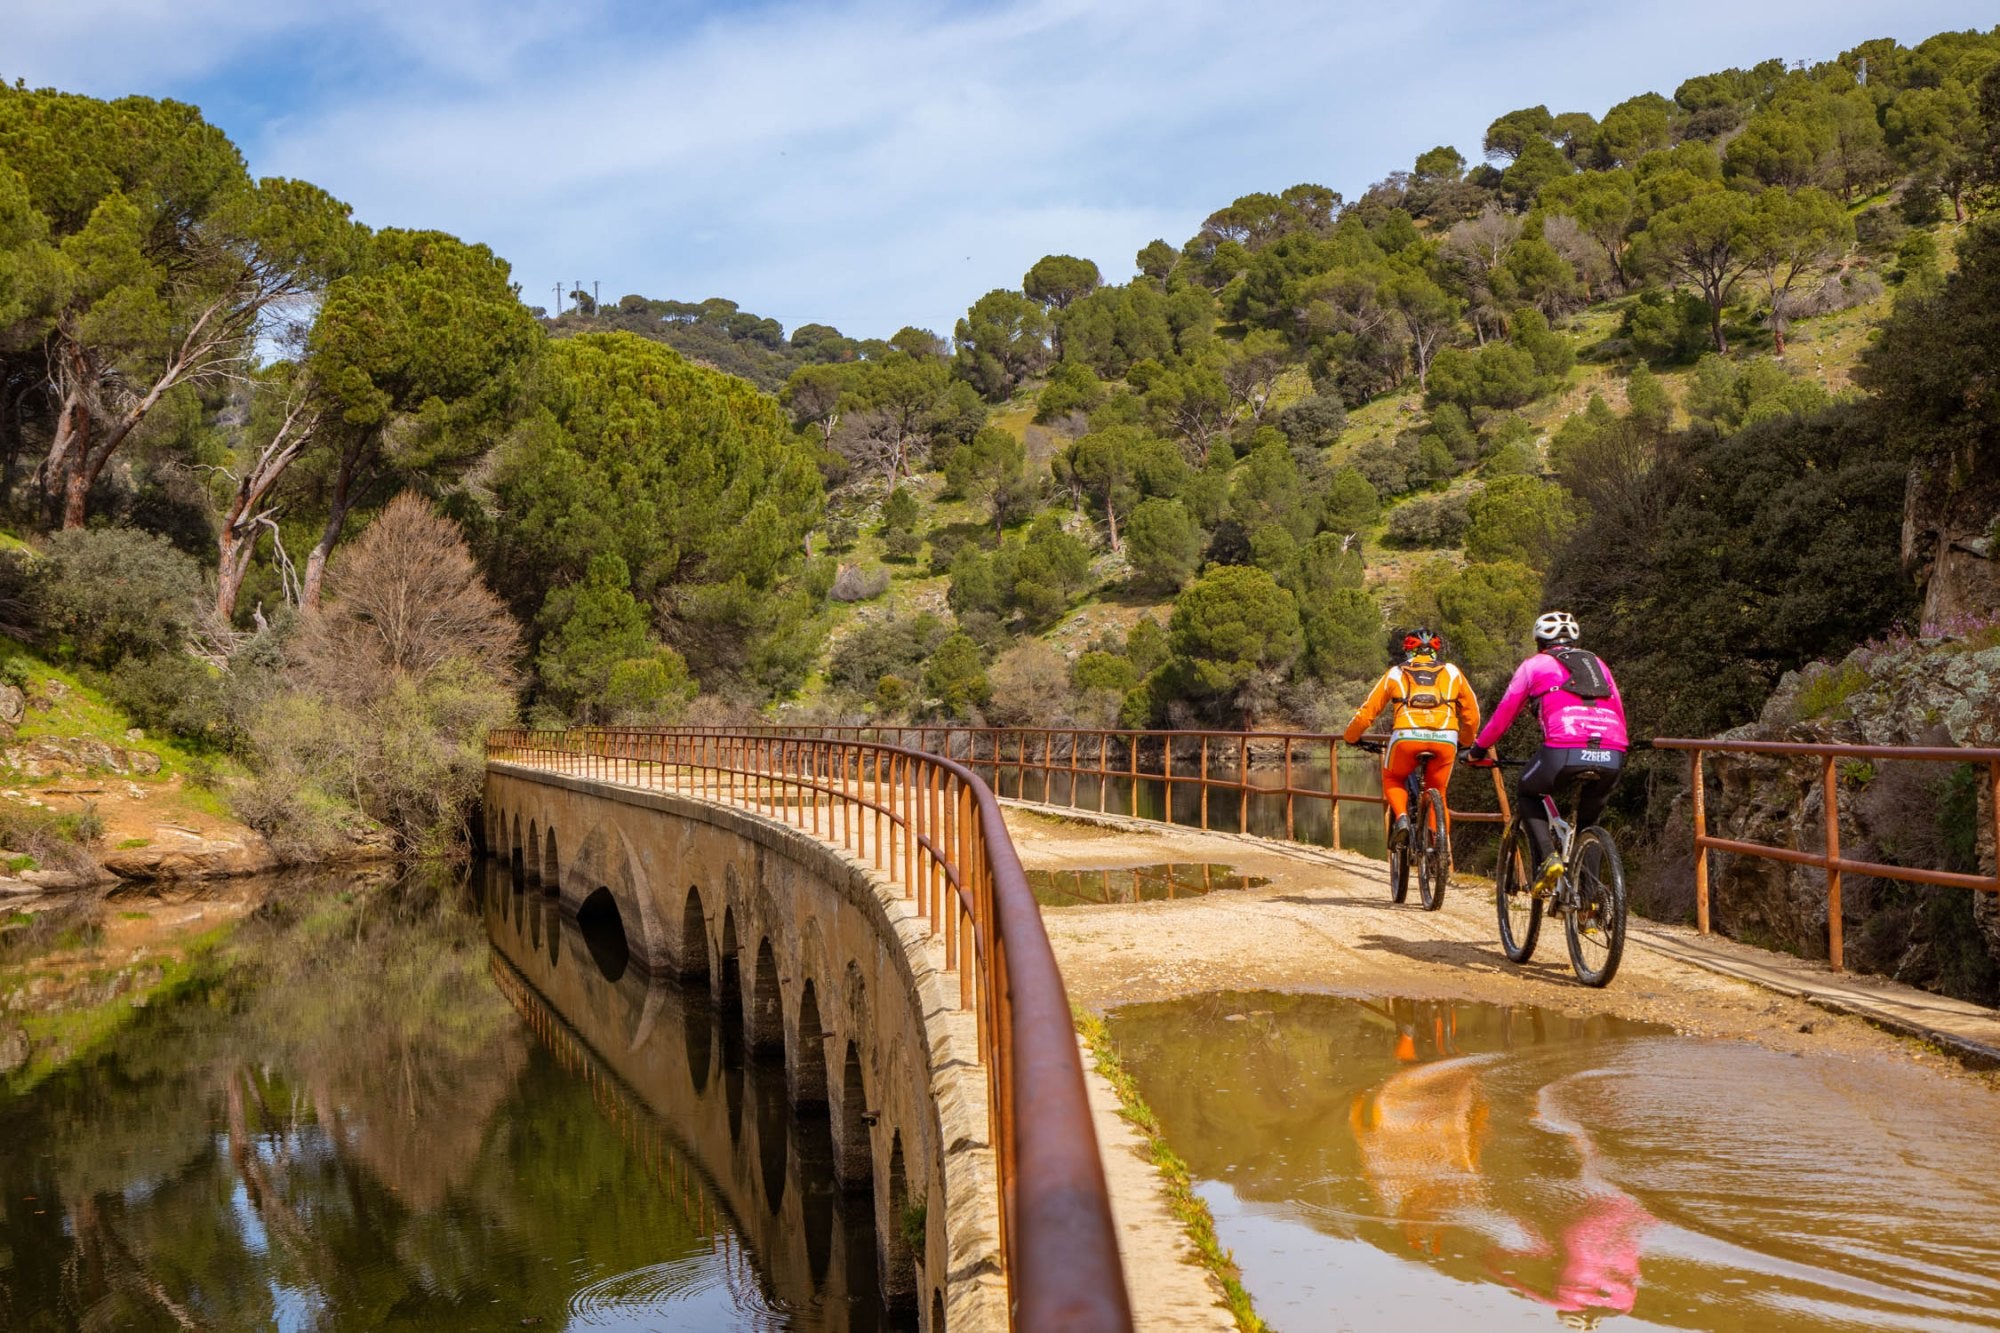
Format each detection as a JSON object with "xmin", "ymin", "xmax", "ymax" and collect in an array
[{"xmin": 483, "ymin": 762, "xmax": 1004, "ymax": 1331}]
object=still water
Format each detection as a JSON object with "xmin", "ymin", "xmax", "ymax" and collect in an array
[
  {"xmin": 1108, "ymin": 992, "xmax": 2000, "ymax": 1332},
  {"xmin": 0, "ymin": 864, "xmax": 904, "ymax": 1331},
  {"xmin": 1025, "ymin": 863, "xmax": 1269, "ymax": 907}
]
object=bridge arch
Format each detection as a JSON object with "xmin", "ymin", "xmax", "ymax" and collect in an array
[
  {"xmin": 483, "ymin": 756, "xmax": 1018, "ymax": 1328},
  {"xmin": 794, "ymin": 978, "xmax": 828, "ymax": 1111},
  {"xmin": 750, "ymin": 938, "xmax": 784, "ymax": 1053}
]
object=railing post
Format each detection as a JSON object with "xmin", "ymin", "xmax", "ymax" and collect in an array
[
  {"xmin": 1238, "ymin": 733, "xmax": 1248, "ymax": 834},
  {"xmin": 1330, "ymin": 739, "xmax": 1342, "ymax": 852},
  {"xmin": 1199, "ymin": 734, "xmax": 1210, "ymax": 830},
  {"xmin": 1824, "ymin": 754, "xmax": 1843, "ymax": 972},
  {"xmin": 1284, "ymin": 737, "xmax": 1294, "ymax": 841},
  {"xmin": 1692, "ymin": 748, "xmax": 1710, "ymax": 935}
]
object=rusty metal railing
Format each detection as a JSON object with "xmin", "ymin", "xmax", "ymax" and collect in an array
[
  {"xmin": 685, "ymin": 723, "xmax": 1510, "ymax": 846},
  {"xmin": 1654, "ymin": 738, "xmax": 2000, "ymax": 972},
  {"xmin": 486, "ymin": 727, "xmax": 1132, "ymax": 1332}
]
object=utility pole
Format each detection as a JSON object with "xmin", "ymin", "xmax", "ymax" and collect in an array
[
  {"xmin": 553, "ymin": 283, "xmax": 562, "ymax": 318},
  {"xmin": 593, "ymin": 280, "xmax": 600, "ymax": 314}
]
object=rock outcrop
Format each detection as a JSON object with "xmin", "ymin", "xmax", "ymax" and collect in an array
[
  {"xmin": 1687, "ymin": 634, "xmax": 2000, "ymax": 997},
  {"xmin": 1, "ymin": 737, "xmax": 163, "ymax": 778}
]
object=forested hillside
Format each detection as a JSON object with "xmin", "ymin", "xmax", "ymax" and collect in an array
[{"xmin": 0, "ymin": 28, "xmax": 1997, "ymax": 867}]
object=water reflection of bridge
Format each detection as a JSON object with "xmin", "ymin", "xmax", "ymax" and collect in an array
[{"xmin": 482, "ymin": 863, "xmax": 903, "ymax": 1331}]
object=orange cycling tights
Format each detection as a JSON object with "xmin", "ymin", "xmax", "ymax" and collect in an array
[{"xmin": 1383, "ymin": 739, "xmax": 1455, "ymax": 824}]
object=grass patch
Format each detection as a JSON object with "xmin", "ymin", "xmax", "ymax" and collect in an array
[
  {"xmin": 116, "ymin": 837, "xmax": 151, "ymax": 849},
  {"xmin": 5, "ymin": 853, "xmax": 36, "ymax": 873},
  {"xmin": 1797, "ymin": 660, "xmax": 1871, "ymax": 720},
  {"xmin": 1075, "ymin": 1009, "xmax": 1267, "ymax": 1333}
]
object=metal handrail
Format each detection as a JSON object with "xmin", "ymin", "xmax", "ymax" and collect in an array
[
  {"xmin": 1654, "ymin": 737, "xmax": 2000, "ymax": 971},
  {"xmin": 486, "ymin": 726, "xmax": 1132, "ymax": 1332},
  {"xmin": 677, "ymin": 722, "xmax": 1511, "ymax": 846}
]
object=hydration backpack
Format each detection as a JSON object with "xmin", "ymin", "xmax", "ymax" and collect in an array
[
  {"xmin": 1398, "ymin": 665, "xmax": 1445, "ymax": 709},
  {"xmin": 1550, "ymin": 646, "xmax": 1613, "ymax": 700}
]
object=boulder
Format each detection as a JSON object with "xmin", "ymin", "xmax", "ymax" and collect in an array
[{"xmin": 0, "ymin": 685, "xmax": 25, "ymax": 726}]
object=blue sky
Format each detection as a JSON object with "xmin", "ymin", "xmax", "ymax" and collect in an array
[{"xmin": 5, "ymin": 0, "xmax": 1996, "ymax": 339}]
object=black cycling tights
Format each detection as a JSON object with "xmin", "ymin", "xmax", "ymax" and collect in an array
[{"xmin": 1517, "ymin": 745, "xmax": 1625, "ymax": 865}]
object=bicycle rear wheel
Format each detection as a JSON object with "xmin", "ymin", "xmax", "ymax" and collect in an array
[
  {"xmin": 1565, "ymin": 827, "xmax": 1628, "ymax": 987},
  {"xmin": 1415, "ymin": 789, "xmax": 1448, "ymax": 911},
  {"xmin": 1495, "ymin": 818, "xmax": 1541, "ymax": 963},
  {"xmin": 1389, "ymin": 838, "xmax": 1410, "ymax": 903}
]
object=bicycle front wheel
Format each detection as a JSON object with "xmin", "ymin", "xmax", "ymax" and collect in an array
[
  {"xmin": 1566, "ymin": 827, "xmax": 1628, "ymax": 987},
  {"xmin": 1495, "ymin": 818, "xmax": 1541, "ymax": 963},
  {"xmin": 1415, "ymin": 789, "xmax": 1448, "ymax": 912}
]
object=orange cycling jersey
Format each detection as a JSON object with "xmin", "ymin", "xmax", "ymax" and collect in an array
[{"xmin": 1343, "ymin": 659, "xmax": 1481, "ymax": 747}]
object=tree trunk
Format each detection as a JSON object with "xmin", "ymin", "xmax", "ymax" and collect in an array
[
  {"xmin": 1106, "ymin": 499, "xmax": 1120, "ymax": 554},
  {"xmin": 302, "ymin": 444, "xmax": 361, "ymax": 609},
  {"xmin": 215, "ymin": 524, "xmax": 257, "ymax": 622}
]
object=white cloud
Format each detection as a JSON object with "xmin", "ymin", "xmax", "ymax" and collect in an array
[{"xmin": 6, "ymin": 0, "xmax": 1997, "ymax": 337}]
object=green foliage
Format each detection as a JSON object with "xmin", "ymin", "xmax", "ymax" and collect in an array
[
  {"xmin": 534, "ymin": 554, "xmax": 653, "ymax": 718},
  {"xmin": 1386, "ymin": 493, "xmax": 1472, "ymax": 548},
  {"xmin": 1548, "ymin": 401, "xmax": 1913, "ymax": 739},
  {"xmin": 40, "ymin": 527, "xmax": 202, "ymax": 668},
  {"xmin": 953, "ymin": 289, "xmax": 1052, "ymax": 400},
  {"xmin": 492, "ymin": 331, "xmax": 822, "ymax": 692},
  {"xmin": 1010, "ymin": 514, "xmax": 1096, "ymax": 623},
  {"xmin": 1023, "ymin": 254, "xmax": 1102, "ymax": 310},
  {"xmin": 1684, "ymin": 354, "xmax": 1829, "ymax": 433},
  {"xmin": 1796, "ymin": 661, "xmax": 1871, "ymax": 720},
  {"xmin": 1125, "ymin": 498, "xmax": 1204, "ymax": 592},
  {"xmin": 1464, "ymin": 475, "xmax": 1578, "ymax": 570},
  {"xmin": 1434, "ymin": 559, "xmax": 1543, "ymax": 690},
  {"xmin": 103, "ymin": 653, "xmax": 234, "ymax": 746},
  {"xmin": 1035, "ymin": 360, "xmax": 1106, "ymax": 422},
  {"xmin": 945, "ymin": 426, "xmax": 1036, "ymax": 533},
  {"xmin": 829, "ymin": 614, "xmax": 948, "ymax": 698},
  {"xmin": 1621, "ymin": 287, "xmax": 1714, "ymax": 363},
  {"xmin": 1163, "ymin": 565, "xmax": 1303, "ymax": 722},
  {"xmin": 921, "ymin": 633, "xmax": 990, "ymax": 719},
  {"xmin": 1126, "ymin": 615, "xmax": 1170, "ymax": 676},
  {"xmin": 1071, "ymin": 651, "xmax": 1138, "ymax": 694}
]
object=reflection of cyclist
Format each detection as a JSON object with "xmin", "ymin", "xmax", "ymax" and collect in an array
[
  {"xmin": 1351, "ymin": 1002, "xmax": 1655, "ymax": 1323},
  {"xmin": 1343, "ymin": 629, "xmax": 1481, "ymax": 850},
  {"xmin": 1468, "ymin": 612, "xmax": 1628, "ymax": 895}
]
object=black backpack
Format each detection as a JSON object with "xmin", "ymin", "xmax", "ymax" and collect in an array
[{"xmin": 1549, "ymin": 646, "xmax": 1613, "ymax": 700}]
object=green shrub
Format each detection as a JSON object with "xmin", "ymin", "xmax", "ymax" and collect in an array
[
  {"xmin": 104, "ymin": 653, "xmax": 236, "ymax": 747},
  {"xmin": 41, "ymin": 528, "xmax": 204, "ymax": 668},
  {"xmin": 1386, "ymin": 493, "xmax": 1471, "ymax": 548}
]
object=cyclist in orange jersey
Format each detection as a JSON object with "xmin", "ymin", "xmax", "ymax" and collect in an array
[{"xmin": 1343, "ymin": 628, "xmax": 1482, "ymax": 850}]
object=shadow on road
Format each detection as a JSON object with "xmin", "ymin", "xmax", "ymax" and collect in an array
[{"xmin": 1355, "ymin": 930, "xmax": 1576, "ymax": 984}]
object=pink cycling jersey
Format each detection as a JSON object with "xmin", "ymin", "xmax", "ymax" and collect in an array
[{"xmin": 1474, "ymin": 651, "xmax": 1629, "ymax": 751}]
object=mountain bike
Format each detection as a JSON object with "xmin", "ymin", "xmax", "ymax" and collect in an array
[
  {"xmin": 1481, "ymin": 759, "xmax": 1627, "ymax": 987},
  {"xmin": 1355, "ymin": 738, "xmax": 1450, "ymax": 912}
]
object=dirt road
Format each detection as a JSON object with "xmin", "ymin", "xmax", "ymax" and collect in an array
[{"xmin": 1007, "ymin": 806, "xmax": 1992, "ymax": 1082}]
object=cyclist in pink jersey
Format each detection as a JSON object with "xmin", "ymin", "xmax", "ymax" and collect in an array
[{"xmin": 1468, "ymin": 611, "xmax": 1628, "ymax": 894}]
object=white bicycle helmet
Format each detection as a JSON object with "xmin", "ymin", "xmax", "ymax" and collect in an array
[{"xmin": 1534, "ymin": 610, "xmax": 1581, "ymax": 646}]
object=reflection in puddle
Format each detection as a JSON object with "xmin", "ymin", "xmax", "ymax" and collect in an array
[
  {"xmin": 1108, "ymin": 993, "xmax": 2000, "ymax": 1331},
  {"xmin": 1025, "ymin": 863, "xmax": 1268, "ymax": 907}
]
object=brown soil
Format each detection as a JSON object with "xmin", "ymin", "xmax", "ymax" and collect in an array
[{"xmin": 1004, "ymin": 807, "xmax": 1994, "ymax": 1086}]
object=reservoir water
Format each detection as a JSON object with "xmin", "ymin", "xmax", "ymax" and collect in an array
[
  {"xmin": 0, "ymin": 863, "xmax": 904, "ymax": 1330},
  {"xmin": 1107, "ymin": 991, "xmax": 2000, "ymax": 1332}
]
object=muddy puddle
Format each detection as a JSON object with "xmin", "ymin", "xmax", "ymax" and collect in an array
[
  {"xmin": 1107, "ymin": 992, "xmax": 2000, "ymax": 1331},
  {"xmin": 1026, "ymin": 862, "xmax": 1268, "ymax": 907}
]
